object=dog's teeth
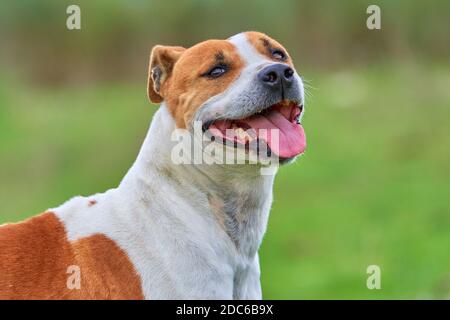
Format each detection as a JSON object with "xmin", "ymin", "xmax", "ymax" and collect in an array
[
  {"xmin": 235, "ymin": 127, "xmax": 254, "ymax": 142},
  {"xmin": 245, "ymin": 131, "xmax": 255, "ymax": 142},
  {"xmin": 234, "ymin": 127, "xmax": 246, "ymax": 140}
]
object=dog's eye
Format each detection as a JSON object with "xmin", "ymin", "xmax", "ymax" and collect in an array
[
  {"xmin": 205, "ymin": 65, "xmax": 227, "ymax": 78},
  {"xmin": 272, "ymin": 49, "xmax": 286, "ymax": 60}
]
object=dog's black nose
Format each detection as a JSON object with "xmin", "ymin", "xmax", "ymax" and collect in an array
[{"xmin": 258, "ymin": 64, "xmax": 294, "ymax": 90}]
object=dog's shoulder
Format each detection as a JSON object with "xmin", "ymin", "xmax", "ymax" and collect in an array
[
  {"xmin": 0, "ymin": 211, "xmax": 72, "ymax": 298},
  {"xmin": 0, "ymin": 196, "xmax": 144, "ymax": 299}
]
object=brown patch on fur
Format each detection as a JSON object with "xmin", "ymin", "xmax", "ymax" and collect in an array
[
  {"xmin": 148, "ymin": 40, "xmax": 244, "ymax": 128},
  {"xmin": 0, "ymin": 212, "xmax": 143, "ymax": 299},
  {"xmin": 245, "ymin": 31, "xmax": 294, "ymax": 68},
  {"xmin": 157, "ymin": 165, "xmax": 182, "ymax": 187},
  {"xmin": 69, "ymin": 234, "xmax": 143, "ymax": 299},
  {"xmin": 207, "ymin": 194, "xmax": 227, "ymax": 232},
  {"xmin": 88, "ymin": 199, "xmax": 97, "ymax": 206}
]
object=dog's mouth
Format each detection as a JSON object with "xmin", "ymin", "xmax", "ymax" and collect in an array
[{"xmin": 203, "ymin": 100, "xmax": 306, "ymax": 159}]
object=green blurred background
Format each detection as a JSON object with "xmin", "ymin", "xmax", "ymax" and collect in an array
[{"xmin": 1, "ymin": 0, "xmax": 449, "ymax": 299}]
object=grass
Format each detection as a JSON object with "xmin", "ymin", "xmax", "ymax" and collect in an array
[{"xmin": 1, "ymin": 62, "xmax": 449, "ymax": 299}]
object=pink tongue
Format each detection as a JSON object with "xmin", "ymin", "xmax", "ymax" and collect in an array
[{"xmin": 242, "ymin": 110, "xmax": 306, "ymax": 158}]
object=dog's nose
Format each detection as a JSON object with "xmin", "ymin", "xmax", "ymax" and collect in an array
[{"xmin": 258, "ymin": 64, "xmax": 294, "ymax": 90}]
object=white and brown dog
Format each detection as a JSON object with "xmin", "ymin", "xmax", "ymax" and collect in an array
[{"xmin": 0, "ymin": 32, "xmax": 306, "ymax": 299}]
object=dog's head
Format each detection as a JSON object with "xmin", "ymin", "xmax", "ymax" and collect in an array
[{"xmin": 147, "ymin": 31, "xmax": 306, "ymax": 162}]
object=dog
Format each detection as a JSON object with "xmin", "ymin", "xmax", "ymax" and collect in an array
[{"xmin": 0, "ymin": 31, "xmax": 306, "ymax": 299}]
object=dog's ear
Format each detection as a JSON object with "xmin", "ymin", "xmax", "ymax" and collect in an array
[{"xmin": 147, "ymin": 45, "xmax": 186, "ymax": 103}]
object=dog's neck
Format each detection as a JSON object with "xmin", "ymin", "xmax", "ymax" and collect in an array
[{"xmin": 120, "ymin": 104, "xmax": 276, "ymax": 258}]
